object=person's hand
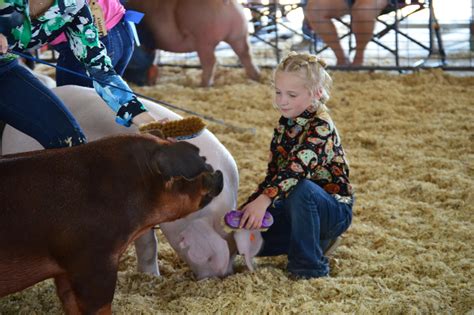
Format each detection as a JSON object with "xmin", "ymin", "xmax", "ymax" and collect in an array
[
  {"xmin": 132, "ymin": 112, "xmax": 161, "ymax": 126},
  {"xmin": 240, "ymin": 194, "xmax": 272, "ymax": 229},
  {"xmin": 0, "ymin": 34, "xmax": 8, "ymax": 54}
]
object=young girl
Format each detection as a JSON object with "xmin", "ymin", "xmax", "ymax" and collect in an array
[{"xmin": 239, "ymin": 51, "xmax": 353, "ymax": 279}]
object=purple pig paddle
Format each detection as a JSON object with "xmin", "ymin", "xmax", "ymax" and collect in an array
[{"xmin": 223, "ymin": 210, "xmax": 274, "ymax": 232}]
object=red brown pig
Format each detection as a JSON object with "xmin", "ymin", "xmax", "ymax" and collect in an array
[
  {"xmin": 2, "ymin": 85, "xmax": 264, "ymax": 280},
  {"xmin": 126, "ymin": 0, "xmax": 260, "ymax": 86},
  {"xmin": 0, "ymin": 134, "xmax": 223, "ymax": 314}
]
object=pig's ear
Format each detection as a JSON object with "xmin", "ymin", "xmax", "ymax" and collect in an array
[
  {"xmin": 151, "ymin": 142, "xmax": 207, "ymax": 180},
  {"xmin": 233, "ymin": 230, "xmax": 263, "ymax": 272},
  {"xmin": 179, "ymin": 220, "xmax": 230, "ymax": 273}
]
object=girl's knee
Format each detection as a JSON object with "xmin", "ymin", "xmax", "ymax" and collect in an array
[{"xmin": 291, "ymin": 179, "xmax": 324, "ymax": 199}]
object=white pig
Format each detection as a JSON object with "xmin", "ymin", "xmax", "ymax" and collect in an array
[{"xmin": 1, "ymin": 85, "xmax": 263, "ymax": 279}]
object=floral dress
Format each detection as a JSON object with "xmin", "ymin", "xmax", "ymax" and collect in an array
[
  {"xmin": 0, "ymin": 0, "xmax": 146, "ymax": 126},
  {"xmin": 244, "ymin": 106, "xmax": 353, "ymax": 207}
]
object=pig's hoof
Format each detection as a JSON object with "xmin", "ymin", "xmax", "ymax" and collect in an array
[
  {"xmin": 137, "ymin": 264, "xmax": 160, "ymax": 276},
  {"xmin": 142, "ymin": 269, "xmax": 160, "ymax": 277}
]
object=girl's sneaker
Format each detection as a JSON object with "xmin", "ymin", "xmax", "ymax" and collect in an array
[{"xmin": 323, "ymin": 237, "xmax": 342, "ymax": 256}]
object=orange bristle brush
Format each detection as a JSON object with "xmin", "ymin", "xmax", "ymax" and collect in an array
[{"xmin": 139, "ymin": 116, "xmax": 206, "ymax": 140}]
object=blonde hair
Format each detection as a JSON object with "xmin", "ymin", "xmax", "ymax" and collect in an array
[{"xmin": 274, "ymin": 51, "xmax": 332, "ymax": 112}]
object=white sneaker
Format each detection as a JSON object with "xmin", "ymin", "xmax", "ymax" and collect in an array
[{"xmin": 323, "ymin": 237, "xmax": 342, "ymax": 256}]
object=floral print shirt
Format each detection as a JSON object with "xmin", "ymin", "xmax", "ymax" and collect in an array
[
  {"xmin": 0, "ymin": 0, "xmax": 146, "ymax": 126},
  {"xmin": 244, "ymin": 107, "xmax": 353, "ymax": 207}
]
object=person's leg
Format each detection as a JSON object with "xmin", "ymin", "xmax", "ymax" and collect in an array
[
  {"xmin": 285, "ymin": 180, "xmax": 352, "ymax": 278},
  {"xmin": 0, "ymin": 61, "xmax": 86, "ymax": 149},
  {"xmin": 257, "ymin": 200, "xmax": 292, "ymax": 257},
  {"xmin": 351, "ymin": 0, "xmax": 388, "ymax": 65},
  {"xmin": 101, "ymin": 20, "xmax": 135, "ymax": 76},
  {"xmin": 305, "ymin": 0, "xmax": 350, "ymax": 65},
  {"xmin": 122, "ymin": 22, "xmax": 158, "ymax": 86},
  {"xmin": 123, "ymin": 46, "xmax": 156, "ymax": 86}
]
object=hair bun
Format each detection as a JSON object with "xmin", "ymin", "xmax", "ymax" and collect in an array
[{"xmin": 308, "ymin": 55, "xmax": 327, "ymax": 68}]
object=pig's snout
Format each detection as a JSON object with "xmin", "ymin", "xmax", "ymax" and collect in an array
[{"xmin": 200, "ymin": 170, "xmax": 223, "ymax": 209}]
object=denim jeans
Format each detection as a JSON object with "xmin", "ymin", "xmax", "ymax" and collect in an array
[
  {"xmin": 54, "ymin": 19, "xmax": 134, "ymax": 87},
  {"xmin": 258, "ymin": 179, "xmax": 353, "ymax": 278},
  {"xmin": 0, "ymin": 59, "xmax": 86, "ymax": 149},
  {"xmin": 122, "ymin": 45, "xmax": 155, "ymax": 86}
]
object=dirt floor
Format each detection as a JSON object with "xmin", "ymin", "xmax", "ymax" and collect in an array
[{"xmin": 0, "ymin": 66, "xmax": 473, "ymax": 314}]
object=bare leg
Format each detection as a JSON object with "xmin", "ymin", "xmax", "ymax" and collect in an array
[
  {"xmin": 134, "ymin": 229, "xmax": 159, "ymax": 275},
  {"xmin": 351, "ymin": 0, "xmax": 388, "ymax": 65},
  {"xmin": 146, "ymin": 50, "xmax": 159, "ymax": 85},
  {"xmin": 305, "ymin": 0, "xmax": 350, "ymax": 65}
]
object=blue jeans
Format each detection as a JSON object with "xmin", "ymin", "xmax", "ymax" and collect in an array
[
  {"xmin": 54, "ymin": 19, "xmax": 134, "ymax": 87},
  {"xmin": 0, "ymin": 59, "xmax": 86, "ymax": 149},
  {"xmin": 122, "ymin": 21, "xmax": 156, "ymax": 86},
  {"xmin": 122, "ymin": 45, "xmax": 155, "ymax": 86},
  {"xmin": 258, "ymin": 180, "xmax": 353, "ymax": 278}
]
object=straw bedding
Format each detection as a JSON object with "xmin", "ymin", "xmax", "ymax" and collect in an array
[{"xmin": 0, "ymin": 66, "xmax": 472, "ymax": 314}]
